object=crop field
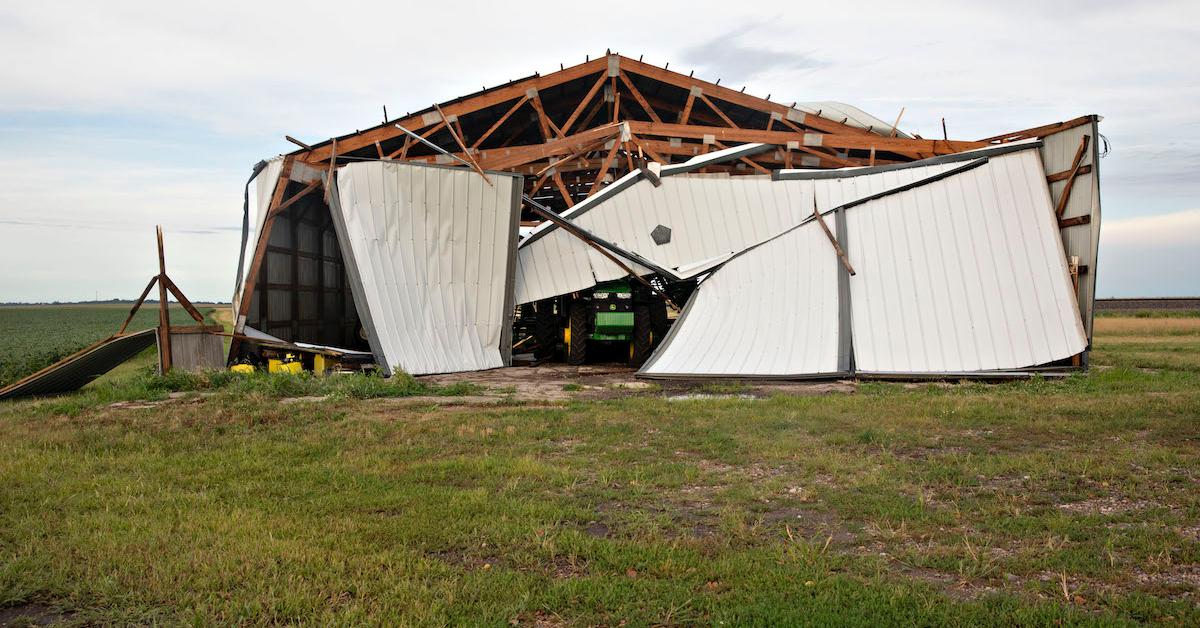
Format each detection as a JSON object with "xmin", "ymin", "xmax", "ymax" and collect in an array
[
  {"xmin": 0, "ymin": 315, "xmax": 1197, "ymax": 625},
  {"xmin": 0, "ymin": 304, "xmax": 223, "ymax": 388}
]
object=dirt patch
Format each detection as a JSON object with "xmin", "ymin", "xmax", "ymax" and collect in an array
[
  {"xmin": 548, "ymin": 555, "xmax": 590, "ymax": 579},
  {"xmin": 418, "ymin": 365, "xmax": 859, "ymax": 403},
  {"xmin": 0, "ymin": 602, "xmax": 72, "ymax": 626},
  {"xmin": 512, "ymin": 610, "xmax": 568, "ymax": 627},
  {"xmin": 1057, "ymin": 496, "xmax": 1158, "ymax": 516},
  {"xmin": 419, "ymin": 364, "xmax": 643, "ymax": 401},
  {"xmin": 583, "ymin": 522, "xmax": 610, "ymax": 538},
  {"xmin": 764, "ymin": 506, "xmax": 858, "ymax": 545}
]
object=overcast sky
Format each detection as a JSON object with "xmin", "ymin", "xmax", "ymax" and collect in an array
[{"xmin": 1, "ymin": 0, "xmax": 1197, "ymax": 302}]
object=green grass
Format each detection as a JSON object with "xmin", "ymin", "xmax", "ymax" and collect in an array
[
  {"xmin": 0, "ymin": 304, "xmax": 223, "ymax": 388},
  {"xmin": 0, "ymin": 317, "xmax": 1197, "ymax": 625}
]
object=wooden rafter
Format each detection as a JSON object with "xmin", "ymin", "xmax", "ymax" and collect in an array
[
  {"xmin": 268, "ymin": 179, "xmax": 322, "ymax": 217},
  {"xmin": 529, "ymin": 94, "xmax": 561, "ymax": 139},
  {"xmin": 696, "ymin": 93, "xmax": 737, "ymax": 128},
  {"xmin": 471, "ymin": 95, "xmax": 529, "ymax": 149},
  {"xmin": 588, "ymin": 138, "xmax": 622, "ymax": 196},
  {"xmin": 617, "ymin": 71, "xmax": 662, "ymax": 123},
  {"xmin": 626, "ymin": 121, "xmax": 986, "ymax": 155},
  {"xmin": 298, "ymin": 56, "xmax": 609, "ymax": 163},
  {"xmin": 678, "ymin": 90, "xmax": 696, "ymax": 124},
  {"xmin": 552, "ymin": 171, "xmax": 575, "ymax": 207},
  {"xmin": 980, "ymin": 115, "xmax": 1095, "ymax": 143},
  {"xmin": 559, "ymin": 73, "xmax": 607, "ymax": 136}
]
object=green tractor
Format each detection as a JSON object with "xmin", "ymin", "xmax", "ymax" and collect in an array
[{"xmin": 532, "ymin": 279, "xmax": 669, "ymax": 366}]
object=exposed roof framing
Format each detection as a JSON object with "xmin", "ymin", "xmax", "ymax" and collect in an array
[{"xmin": 282, "ymin": 52, "xmax": 998, "ymax": 215}]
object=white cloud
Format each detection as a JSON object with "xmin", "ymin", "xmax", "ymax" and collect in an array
[{"xmin": 0, "ymin": 0, "xmax": 1198, "ymax": 300}]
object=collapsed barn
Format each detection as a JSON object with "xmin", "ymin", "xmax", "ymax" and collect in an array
[{"xmin": 230, "ymin": 52, "xmax": 1103, "ymax": 379}]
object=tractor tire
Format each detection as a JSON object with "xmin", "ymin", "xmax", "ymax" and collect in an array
[
  {"xmin": 533, "ymin": 301, "xmax": 558, "ymax": 358},
  {"xmin": 566, "ymin": 301, "xmax": 589, "ymax": 365},
  {"xmin": 631, "ymin": 304, "xmax": 653, "ymax": 366}
]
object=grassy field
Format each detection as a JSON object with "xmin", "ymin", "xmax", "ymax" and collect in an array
[
  {"xmin": 0, "ymin": 317, "xmax": 1197, "ymax": 625},
  {"xmin": 0, "ymin": 304, "xmax": 225, "ymax": 388}
]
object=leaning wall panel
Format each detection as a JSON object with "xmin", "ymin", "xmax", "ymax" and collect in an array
[
  {"xmin": 334, "ymin": 161, "xmax": 521, "ymax": 375},
  {"xmin": 846, "ymin": 151, "xmax": 1087, "ymax": 373}
]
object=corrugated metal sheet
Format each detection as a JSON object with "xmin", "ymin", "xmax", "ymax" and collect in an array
[
  {"xmin": 794, "ymin": 101, "xmax": 912, "ymax": 139},
  {"xmin": 847, "ymin": 149, "xmax": 1087, "ymax": 373},
  {"xmin": 0, "ymin": 330, "xmax": 157, "ymax": 400},
  {"xmin": 332, "ymin": 161, "xmax": 522, "ymax": 375},
  {"xmin": 1039, "ymin": 118, "xmax": 1101, "ymax": 345},
  {"xmin": 640, "ymin": 220, "xmax": 841, "ymax": 377},
  {"xmin": 641, "ymin": 146, "xmax": 1087, "ymax": 378},
  {"xmin": 515, "ymin": 143, "xmax": 1032, "ymax": 305},
  {"xmin": 233, "ymin": 156, "xmax": 285, "ymax": 322}
]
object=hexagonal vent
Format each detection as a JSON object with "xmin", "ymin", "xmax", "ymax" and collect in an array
[{"xmin": 651, "ymin": 224, "xmax": 672, "ymax": 245}]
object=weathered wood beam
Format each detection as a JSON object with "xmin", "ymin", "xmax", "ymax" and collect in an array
[
  {"xmin": 118, "ymin": 276, "xmax": 158, "ymax": 335},
  {"xmin": 1059, "ymin": 215, "xmax": 1092, "ymax": 228},
  {"xmin": 161, "ymin": 274, "xmax": 206, "ymax": 324},
  {"xmin": 812, "ymin": 204, "xmax": 855, "ymax": 275},
  {"xmin": 626, "ymin": 121, "xmax": 987, "ymax": 154},
  {"xmin": 155, "ymin": 226, "xmax": 172, "ymax": 373},
  {"xmin": 979, "ymin": 115, "xmax": 1095, "ymax": 143},
  {"xmin": 1047, "ymin": 163, "xmax": 1092, "ymax": 183}
]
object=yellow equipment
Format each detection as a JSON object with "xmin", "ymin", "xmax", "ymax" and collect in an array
[{"xmin": 268, "ymin": 353, "xmax": 303, "ymax": 374}]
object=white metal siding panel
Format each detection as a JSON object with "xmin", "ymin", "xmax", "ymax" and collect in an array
[
  {"xmin": 234, "ymin": 157, "xmax": 285, "ymax": 319},
  {"xmin": 846, "ymin": 151, "xmax": 1087, "ymax": 373},
  {"xmin": 572, "ymin": 174, "xmax": 814, "ymax": 272},
  {"xmin": 1040, "ymin": 120, "xmax": 1100, "ymax": 341},
  {"xmin": 335, "ymin": 161, "xmax": 518, "ymax": 375},
  {"xmin": 640, "ymin": 221, "xmax": 840, "ymax": 376},
  {"xmin": 514, "ymin": 229, "xmax": 605, "ymax": 304}
]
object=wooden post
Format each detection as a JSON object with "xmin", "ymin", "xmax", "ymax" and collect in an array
[{"xmin": 156, "ymin": 225, "xmax": 172, "ymax": 373}]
